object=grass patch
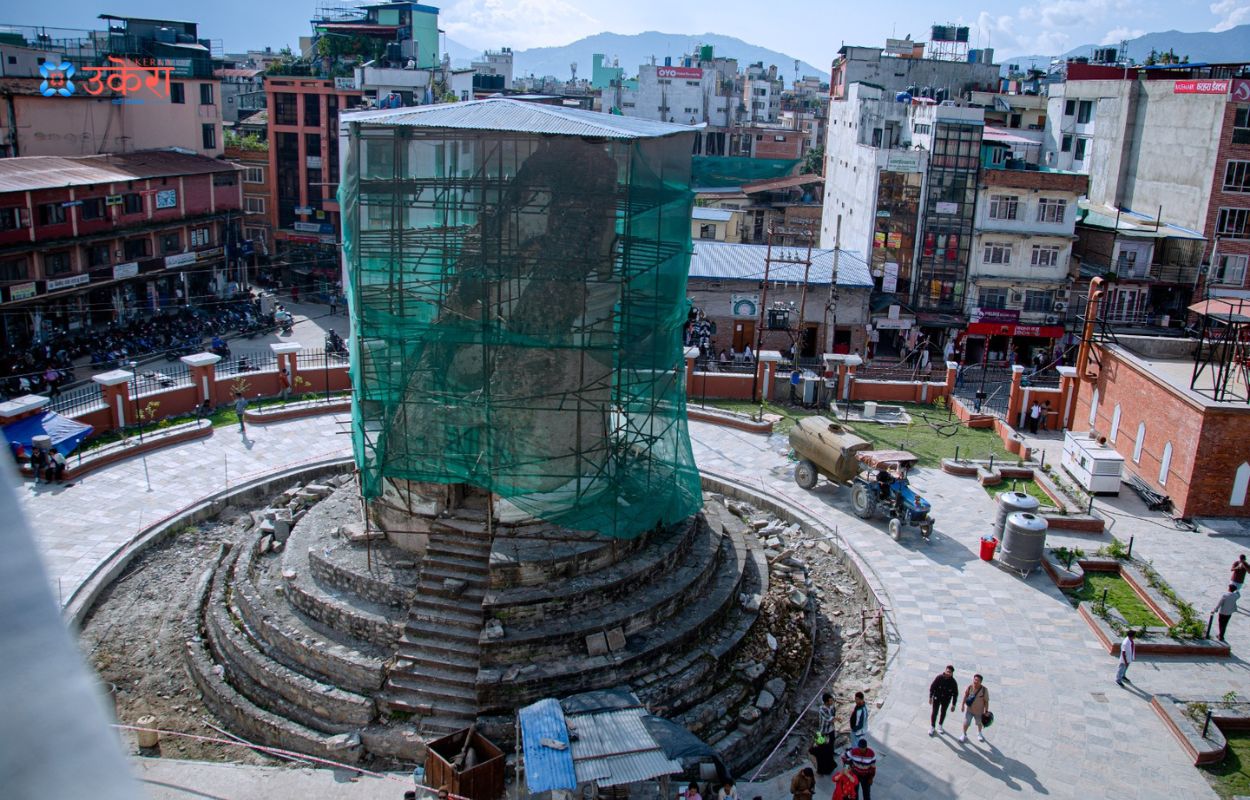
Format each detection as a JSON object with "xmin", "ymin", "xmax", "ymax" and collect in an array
[
  {"xmin": 702, "ymin": 400, "xmax": 815, "ymax": 435},
  {"xmin": 1204, "ymin": 730, "xmax": 1250, "ymax": 799},
  {"xmin": 839, "ymin": 402, "xmax": 1014, "ymax": 468},
  {"xmin": 1070, "ymin": 572, "xmax": 1164, "ymax": 628},
  {"xmin": 984, "ymin": 477, "xmax": 1055, "ymax": 507}
]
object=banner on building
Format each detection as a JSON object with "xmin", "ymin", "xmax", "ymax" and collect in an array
[
  {"xmin": 657, "ymin": 66, "xmax": 702, "ymax": 79},
  {"xmin": 112, "ymin": 262, "xmax": 139, "ymax": 279},
  {"xmin": 731, "ymin": 293, "xmax": 759, "ymax": 317},
  {"xmin": 1233, "ymin": 79, "xmax": 1250, "ymax": 102},
  {"xmin": 935, "ymin": 201, "xmax": 959, "ymax": 215},
  {"xmin": 165, "ymin": 252, "xmax": 197, "ymax": 269},
  {"xmin": 1173, "ymin": 79, "xmax": 1230, "ymax": 94},
  {"xmin": 971, "ymin": 307, "xmax": 1020, "ymax": 324},
  {"xmin": 873, "ymin": 232, "xmax": 886, "ymax": 249},
  {"xmin": 886, "ymin": 232, "xmax": 902, "ymax": 248},
  {"xmin": 8, "ymin": 282, "xmax": 37, "ymax": 301},
  {"xmin": 886, "ymin": 152, "xmax": 921, "ymax": 172},
  {"xmin": 882, "ymin": 262, "xmax": 899, "ymax": 293},
  {"xmin": 45, "ymin": 274, "xmax": 89, "ymax": 291}
]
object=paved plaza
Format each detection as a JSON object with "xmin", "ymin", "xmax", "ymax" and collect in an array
[{"xmin": 14, "ymin": 414, "xmax": 1249, "ymax": 798}]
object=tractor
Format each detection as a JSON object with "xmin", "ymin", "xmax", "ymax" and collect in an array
[{"xmin": 849, "ymin": 450, "xmax": 934, "ymax": 541}]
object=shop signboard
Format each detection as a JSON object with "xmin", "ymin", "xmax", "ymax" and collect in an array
[
  {"xmin": 731, "ymin": 293, "xmax": 759, "ymax": 317},
  {"xmin": 1233, "ymin": 79, "xmax": 1250, "ymax": 102},
  {"xmin": 935, "ymin": 201, "xmax": 959, "ymax": 215},
  {"xmin": 971, "ymin": 307, "xmax": 1019, "ymax": 324},
  {"xmin": 318, "ymin": 234, "xmax": 338, "ymax": 244},
  {"xmin": 874, "ymin": 318, "xmax": 912, "ymax": 330},
  {"xmin": 294, "ymin": 222, "xmax": 321, "ymax": 233},
  {"xmin": 112, "ymin": 262, "xmax": 139, "ymax": 279},
  {"xmin": 196, "ymin": 247, "xmax": 224, "ymax": 262},
  {"xmin": 165, "ymin": 252, "xmax": 197, "ymax": 269},
  {"xmin": 656, "ymin": 66, "xmax": 702, "ymax": 80},
  {"xmin": 45, "ymin": 273, "xmax": 90, "ymax": 291},
  {"xmin": 966, "ymin": 322, "xmax": 1064, "ymax": 338},
  {"xmin": 885, "ymin": 152, "xmax": 921, "ymax": 173},
  {"xmin": 1173, "ymin": 79, "xmax": 1229, "ymax": 94},
  {"xmin": 8, "ymin": 282, "xmax": 37, "ymax": 301},
  {"xmin": 882, "ymin": 262, "xmax": 899, "ymax": 293},
  {"xmin": 105, "ymin": 194, "xmax": 123, "ymax": 206},
  {"xmin": 294, "ymin": 206, "xmax": 314, "ymax": 215}
]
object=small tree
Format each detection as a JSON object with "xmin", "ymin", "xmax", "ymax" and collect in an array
[
  {"xmin": 135, "ymin": 400, "xmax": 161, "ymax": 442},
  {"xmin": 801, "ymin": 145, "xmax": 824, "ymax": 176}
]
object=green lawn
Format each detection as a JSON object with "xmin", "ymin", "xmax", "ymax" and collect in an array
[
  {"xmin": 984, "ymin": 477, "xmax": 1056, "ymax": 508},
  {"xmin": 701, "ymin": 400, "xmax": 813, "ymax": 435},
  {"xmin": 1070, "ymin": 572, "xmax": 1165, "ymax": 628},
  {"xmin": 1205, "ymin": 731, "xmax": 1250, "ymax": 799}
]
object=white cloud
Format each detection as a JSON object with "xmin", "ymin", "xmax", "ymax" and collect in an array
[
  {"xmin": 1210, "ymin": 0, "xmax": 1250, "ymax": 31},
  {"xmin": 440, "ymin": 0, "xmax": 601, "ymax": 50},
  {"xmin": 1101, "ymin": 26, "xmax": 1146, "ymax": 44},
  {"xmin": 977, "ymin": 0, "xmax": 1134, "ymax": 55}
]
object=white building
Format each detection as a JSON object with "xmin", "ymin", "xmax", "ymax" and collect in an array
[
  {"xmin": 471, "ymin": 48, "xmax": 514, "ymax": 90},
  {"xmin": 619, "ymin": 63, "xmax": 731, "ymax": 125}
]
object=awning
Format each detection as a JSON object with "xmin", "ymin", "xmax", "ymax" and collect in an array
[
  {"xmin": 1189, "ymin": 298, "xmax": 1250, "ymax": 324},
  {"xmin": 2, "ymin": 411, "xmax": 93, "ymax": 456}
]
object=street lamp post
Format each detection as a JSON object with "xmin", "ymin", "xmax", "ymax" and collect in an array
[{"xmin": 128, "ymin": 361, "xmax": 143, "ymax": 443}]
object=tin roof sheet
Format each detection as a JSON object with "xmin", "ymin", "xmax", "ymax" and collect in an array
[
  {"xmin": 690, "ymin": 241, "xmax": 873, "ymax": 287},
  {"xmin": 0, "ymin": 150, "xmax": 238, "ymax": 193},
  {"xmin": 518, "ymin": 699, "xmax": 576, "ymax": 794},
  {"xmin": 343, "ymin": 98, "xmax": 695, "ymax": 140},
  {"xmin": 692, "ymin": 208, "xmax": 734, "ymax": 222},
  {"xmin": 568, "ymin": 708, "xmax": 682, "ymax": 788}
]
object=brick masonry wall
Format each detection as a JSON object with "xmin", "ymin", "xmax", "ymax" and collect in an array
[
  {"xmin": 1201, "ymin": 103, "xmax": 1250, "ymax": 290},
  {"xmin": 1071, "ymin": 346, "xmax": 1250, "ymax": 517}
]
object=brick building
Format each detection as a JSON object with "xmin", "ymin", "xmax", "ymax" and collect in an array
[
  {"xmin": 224, "ymin": 142, "xmax": 272, "ymax": 262},
  {"xmin": 1070, "ymin": 337, "xmax": 1250, "ymax": 518},
  {"xmin": 0, "ymin": 150, "xmax": 242, "ymax": 346}
]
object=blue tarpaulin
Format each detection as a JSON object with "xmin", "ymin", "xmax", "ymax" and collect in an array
[
  {"xmin": 519, "ymin": 698, "xmax": 576, "ymax": 794},
  {"xmin": 2, "ymin": 411, "xmax": 93, "ymax": 456}
]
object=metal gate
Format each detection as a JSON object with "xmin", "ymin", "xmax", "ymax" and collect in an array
[{"xmin": 953, "ymin": 365, "xmax": 1013, "ymax": 417}]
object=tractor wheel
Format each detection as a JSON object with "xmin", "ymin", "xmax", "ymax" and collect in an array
[
  {"xmin": 888, "ymin": 517, "xmax": 902, "ymax": 540},
  {"xmin": 851, "ymin": 483, "xmax": 874, "ymax": 519},
  {"xmin": 794, "ymin": 459, "xmax": 819, "ymax": 490}
]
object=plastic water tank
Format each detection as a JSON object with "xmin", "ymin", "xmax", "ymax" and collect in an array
[
  {"xmin": 993, "ymin": 490, "xmax": 1038, "ymax": 540},
  {"xmin": 1000, "ymin": 511, "xmax": 1048, "ymax": 573},
  {"xmin": 863, "ymin": 401, "xmax": 878, "ymax": 418}
]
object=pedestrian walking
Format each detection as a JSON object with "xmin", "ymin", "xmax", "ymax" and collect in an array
[
  {"xmin": 928, "ymin": 665, "xmax": 959, "ymax": 735},
  {"xmin": 234, "ymin": 391, "xmax": 248, "ymax": 433},
  {"xmin": 1232, "ymin": 554, "xmax": 1247, "ymax": 592},
  {"xmin": 810, "ymin": 692, "xmax": 837, "ymax": 775},
  {"xmin": 849, "ymin": 691, "xmax": 868, "ymax": 744},
  {"xmin": 329, "ymin": 294, "xmax": 338, "ymax": 315},
  {"xmin": 1214, "ymin": 584, "xmax": 1240, "ymax": 641},
  {"xmin": 842, "ymin": 739, "xmax": 877, "ymax": 800},
  {"xmin": 789, "ymin": 767, "xmax": 814, "ymax": 800},
  {"xmin": 830, "ymin": 762, "xmax": 859, "ymax": 800},
  {"xmin": 960, "ymin": 673, "xmax": 990, "ymax": 743},
  {"xmin": 291, "ymin": 284, "xmax": 300, "ymax": 304},
  {"xmin": 278, "ymin": 368, "xmax": 291, "ymax": 402},
  {"xmin": 1028, "ymin": 401, "xmax": 1042, "ymax": 434},
  {"xmin": 1116, "ymin": 630, "xmax": 1136, "ymax": 686}
]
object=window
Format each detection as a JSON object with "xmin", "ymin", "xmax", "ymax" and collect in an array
[
  {"xmin": 1064, "ymin": 99, "xmax": 1075, "ymax": 116},
  {"xmin": 86, "ymin": 243, "xmax": 111, "ymax": 267},
  {"xmin": 244, "ymin": 196, "xmax": 266, "ymax": 213},
  {"xmin": 1235, "ymin": 108, "xmax": 1250, "ymax": 145},
  {"xmin": 1217, "ymin": 207, "xmax": 1250, "ymax": 238},
  {"xmin": 79, "ymin": 197, "xmax": 106, "ymax": 220},
  {"xmin": 982, "ymin": 241, "xmax": 1012, "ymax": 265},
  {"xmin": 1037, "ymin": 198, "xmax": 1067, "ymax": 223},
  {"xmin": 988, "ymin": 195, "xmax": 1019, "ymax": 220},
  {"xmin": 190, "ymin": 227, "xmax": 211, "ymax": 247},
  {"xmin": 170, "ymin": 82, "xmax": 185, "ymax": 104},
  {"xmin": 274, "ymin": 92, "xmax": 298, "ymax": 125},
  {"xmin": 1223, "ymin": 160, "xmax": 1250, "ymax": 192},
  {"xmin": 1074, "ymin": 137, "xmax": 1088, "ymax": 161},
  {"xmin": 44, "ymin": 251, "xmax": 71, "ymax": 276},
  {"xmin": 303, "ymin": 93, "xmax": 321, "ymax": 126},
  {"xmin": 1031, "ymin": 245, "xmax": 1061, "ymax": 267},
  {"xmin": 699, "ymin": 224, "xmax": 717, "ymax": 239},
  {"xmin": 1076, "ymin": 100, "xmax": 1093, "ymax": 124},
  {"xmin": 1133, "ymin": 421, "xmax": 1145, "ymax": 463},
  {"xmin": 913, "ymin": 123, "xmax": 931, "ymax": 135},
  {"xmin": 202, "ymin": 123, "xmax": 217, "ymax": 150},
  {"xmin": 39, "ymin": 203, "xmax": 66, "ymax": 226},
  {"xmin": 1061, "ymin": 135, "xmax": 1073, "ymax": 152},
  {"xmin": 978, "ymin": 287, "xmax": 1008, "ymax": 309},
  {"xmin": 123, "ymin": 238, "xmax": 149, "ymax": 260},
  {"xmin": 161, "ymin": 232, "xmax": 182, "ymax": 254},
  {"xmin": 1089, "ymin": 388, "xmax": 1099, "ymax": 427},
  {"xmin": 1109, "ymin": 404, "xmax": 1121, "ymax": 443},
  {"xmin": 1159, "ymin": 441, "xmax": 1172, "ymax": 486},
  {"xmin": 0, "ymin": 257, "xmax": 29, "ymax": 281},
  {"xmin": 200, "ymin": 83, "xmax": 214, "ymax": 105},
  {"xmin": 1024, "ymin": 289, "xmax": 1055, "ymax": 312},
  {"xmin": 0, "ymin": 206, "xmax": 26, "ymax": 231},
  {"xmin": 1214, "ymin": 254, "xmax": 1248, "ymax": 285},
  {"xmin": 123, "ymin": 193, "xmax": 143, "ymax": 214},
  {"xmin": 1232, "ymin": 462, "xmax": 1250, "ymax": 507}
]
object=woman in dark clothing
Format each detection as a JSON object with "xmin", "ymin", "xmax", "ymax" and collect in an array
[{"xmin": 928, "ymin": 665, "xmax": 959, "ymax": 735}]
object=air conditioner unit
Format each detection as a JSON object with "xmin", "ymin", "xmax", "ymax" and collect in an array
[
  {"xmin": 1009, "ymin": 289, "xmax": 1025, "ymax": 304},
  {"xmin": 1056, "ymin": 289, "xmax": 1070, "ymax": 300},
  {"xmin": 1053, "ymin": 301, "xmax": 1068, "ymax": 312},
  {"xmin": 1045, "ymin": 314, "xmax": 1060, "ymax": 325}
]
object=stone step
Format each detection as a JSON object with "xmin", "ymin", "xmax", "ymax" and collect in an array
[
  {"xmin": 483, "ymin": 517, "xmax": 698, "ymax": 625},
  {"xmin": 424, "ymin": 551, "xmax": 492, "ymax": 575},
  {"xmin": 479, "ymin": 522, "xmax": 724, "ymax": 665},
  {"xmin": 405, "ymin": 602, "xmax": 482, "ymax": 631},
  {"xmin": 396, "ymin": 646, "xmax": 479, "ymax": 672},
  {"xmin": 307, "ymin": 546, "xmax": 416, "ymax": 610},
  {"xmin": 417, "ymin": 590, "xmax": 487, "ymax": 616},
  {"xmin": 233, "ymin": 540, "xmax": 387, "ymax": 694},
  {"xmin": 386, "ymin": 674, "xmax": 477, "ymax": 706},
  {"xmin": 477, "ymin": 524, "xmax": 749, "ymax": 711},
  {"xmin": 283, "ymin": 568, "xmax": 405, "ymax": 650},
  {"xmin": 390, "ymin": 661, "xmax": 478, "ymax": 690},
  {"xmin": 426, "ymin": 538, "xmax": 493, "ymax": 559},
  {"xmin": 405, "ymin": 617, "xmax": 481, "ymax": 644},
  {"xmin": 431, "ymin": 517, "xmax": 493, "ymax": 539},
  {"xmin": 421, "ymin": 563, "xmax": 490, "ymax": 589},
  {"xmin": 377, "ymin": 694, "xmax": 473, "ymax": 735}
]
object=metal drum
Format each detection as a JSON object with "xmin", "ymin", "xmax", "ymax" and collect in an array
[
  {"xmin": 993, "ymin": 491, "xmax": 1039, "ymax": 540},
  {"xmin": 1000, "ymin": 511, "xmax": 1048, "ymax": 573}
]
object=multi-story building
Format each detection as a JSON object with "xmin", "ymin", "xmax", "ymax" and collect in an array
[
  {"xmin": 743, "ymin": 62, "xmax": 783, "ymax": 124},
  {"xmin": 0, "ymin": 15, "xmax": 223, "ymax": 158},
  {"xmin": 1042, "ymin": 62, "xmax": 1250, "ymax": 300},
  {"xmin": 962, "ymin": 142, "xmax": 1088, "ymax": 366},
  {"xmin": 225, "ymin": 142, "xmax": 272, "ymax": 259},
  {"xmin": 471, "ymin": 48, "xmax": 513, "ymax": 91},
  {"xmin": 829, "ymin": 38, "xmax": 1000, "ymax": 102},
  {"xmin": 216, "ymin": 67, "xmax": 265, "ymax": 124},
  {"xmin": 0, "ymin": 150, "xmax": 242, "ymax": 345},
  {"xmin": 619, "ymin": 60, "xmax": 732, "ymax": 126}
]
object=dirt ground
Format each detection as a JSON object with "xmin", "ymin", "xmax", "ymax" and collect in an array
[{"xmin": 79, "ymin": 509, "xmax": 281, "ymax": 766}]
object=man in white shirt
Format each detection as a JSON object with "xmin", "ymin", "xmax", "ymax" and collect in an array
[{"xmin": 1116, "ymin": 629, "xmax": 1136, "ymax": 686}]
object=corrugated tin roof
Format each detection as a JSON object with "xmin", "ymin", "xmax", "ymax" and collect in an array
[
  {"xmin": 0, "ymin": 150, "xmax": 239, "ymax": 193},
  {"xmin": 343, "ymin": 98, "xmax": 695, "ymax": 140},
  {"xmin": 519, "ymin": 699, "xmax": 576, "ymax": 794},
  {"xmin": 690, "ymin": 241, "xmax": 873, "ymax": 287},
  {"xmin": 568, "ymin": 708, "xmax": 681, "ymax": 788},
  {"xmin": 692, "ymin": 208, "xmax": 734, "ymax": 222},
  {"xmin": 741, "ymin": 174, "xmax": 824, "ymax": 194},
  {"xmin": 1077, "ymin": 200, "xmax": 1206, "ymax": 241}
]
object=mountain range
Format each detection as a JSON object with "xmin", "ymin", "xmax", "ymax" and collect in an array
[
  {"xmin": 446, "ymin": 31, "xmax": 824, "ymax": 82},
  {"xmin": 1003, "ymin": 24, "xmax": 1250, "ymax": 72}
]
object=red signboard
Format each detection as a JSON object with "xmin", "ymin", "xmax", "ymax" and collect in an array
[
  {"xmin": 1173, "ymin": 79, "xmax": 1230, "ymax": 95},
  {"xmin": 966, "ymin": 322, "xmax": 1065, "ymax": 338},
  {"xmin": 656, "ymin": 66, "xmax": 703, "ymax": 80},
  {"xmin": 1232, "ymin": 79, "xmax": 1250, "ymax": 103}
]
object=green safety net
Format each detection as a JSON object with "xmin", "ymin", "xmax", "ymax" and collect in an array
[
  {"xmin": 691, "ymin": 155, "xmax": 801, "ymax": 188},
  {"xmin": 339, "ymin": 123, "xmax": 703, "ymax": 539}
]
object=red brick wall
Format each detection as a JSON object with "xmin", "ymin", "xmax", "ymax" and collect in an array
[
  {"xmin": 1202, "ymin": 103, "xmax": 1250, "ymax": 290},
  {"xmin": 1071, "ymin": 346, "xmax": 1250, "ymax": 517}
]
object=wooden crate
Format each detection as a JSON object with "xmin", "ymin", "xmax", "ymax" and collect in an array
[{"xmin": 426, "ymin": 728, "xmax": 505, "ymax": 800}]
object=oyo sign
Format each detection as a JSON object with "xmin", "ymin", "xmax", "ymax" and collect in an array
[{"xmin": 657, "ymin": 66, "xmax": 702, "ymax": 80}]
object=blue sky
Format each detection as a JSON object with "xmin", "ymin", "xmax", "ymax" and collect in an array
[{"xmin": 20, "ymin": 0, "xmax": 1250, "ymax": 64}]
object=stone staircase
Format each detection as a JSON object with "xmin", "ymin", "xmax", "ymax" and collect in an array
[{"xmin": 381, "ymin": 515, "xmax": 492, "ymax": 735}]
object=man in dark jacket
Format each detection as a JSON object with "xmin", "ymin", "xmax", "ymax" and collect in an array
[{"xmin": 929, "ymin": 665, "xmax": 959, "ymax": 736}]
